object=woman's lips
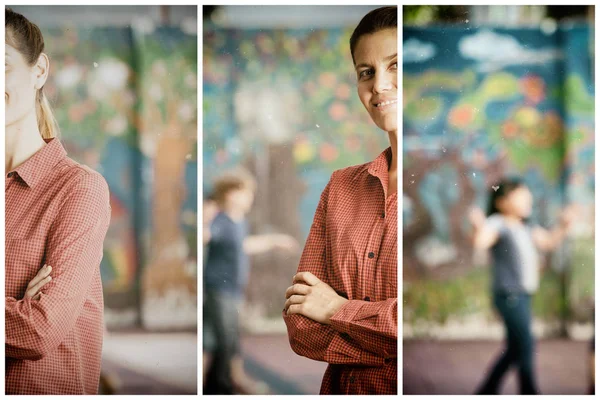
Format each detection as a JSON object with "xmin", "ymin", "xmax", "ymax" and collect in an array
[{"xmin": 373, "ymin": 99, "xmax": 397, "ymax": 110}]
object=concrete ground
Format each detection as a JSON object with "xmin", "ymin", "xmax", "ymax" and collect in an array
[
  {"xmin": 101, "ymin": 332, "xmax": 592, "ymax": 395},
  {"xmin": 101, "ymin": 331, "xmax": 326, "ymax": 395},
  {"xmin": 101, "ymin": 331, "xmax": 197, "ymax": 394},
  {"xmin": 403, "ymin": 339, "xmax": 592, "ymax": 395},
  {"xmin": 240, "ymin": 334, "xmax": 327, "ymax": 394}
]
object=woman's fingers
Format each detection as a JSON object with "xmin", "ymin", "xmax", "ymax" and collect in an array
[
  {"xmin": 25, "ymin": 275, "xmax": 52, "ymax": 299},
  {"xmin": 293, "ymin": 271, "xmax": 320, "ymax": 286},
  {"xmin": 25, "ymin": 265, "xmax": 53, "ymax": 300},
  {"xmin": 285, "ymin": 283, "xmax": 310, "ymax": 299},
  {"xmin": 284, "ymin": 295, "xmax": 305, "ymax": 311},
  {"xmin": 286, "ymin": 304, "xmax": 303, "ymax": 316},
  {"xmin": 26, "ymin": 264, "xmax": 52, "ymax": 290}
]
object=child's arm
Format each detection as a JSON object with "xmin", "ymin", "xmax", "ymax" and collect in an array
[
  {"xmin": 244, "ymin": 233, "xmax": 299, "ymax": 255},
  {"xmin": 469, "ymin": 207, "xmax": 501, "ymax": 250},
  {"xmin": 203, "ymin": 225, "xmax": 212, "ymax": 245},
  {"xmin": 532, "ymin": 205, "xmax": 576, "ymax": 252}
]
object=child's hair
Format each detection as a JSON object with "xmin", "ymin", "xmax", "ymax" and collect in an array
[
  {"xmin": 487, "ymin": 176, "xmax": 528, "ymax": 217},
  {"xmin": 211, "ymin": 169, "xmax": 257, "ymax": 206},
  {"xmin": 204, "ymin": 192, "xmax": 216, "ymax": 203},
  {"xmin": 349, "ymin": 6, "xmax": 397, "ymax": 64}
]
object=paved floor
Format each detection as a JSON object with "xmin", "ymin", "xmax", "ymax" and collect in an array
[
  {"xmin": 241, "ymin": 334, "xmax": 327, "ymax": 394},
  {"xmin": 101, "ymin": 331, "xmax": 325, "ymax": 395},
  {"xmin": 101, "ymin": 333, "xmax": 592, "ymax": 395},
  {"xmin": 403, "ymin": 339, "xmax": 592, "ymax": 395},
  {"xmin": 101, "ymin": 331, "xmax": 197, "ymax": 394}
]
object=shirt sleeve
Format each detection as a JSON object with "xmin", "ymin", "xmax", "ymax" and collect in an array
[
  {"xmin": 329, "ymin": 298, "xmax": 397, "ymax": 360},
  {"xmin": 486, "ymin": 213, "xmax": 506, "ymax": 234},
  {"xmin": 282, "ymin": 172, "xmax": 388, "ymax": 367},
  {"xmin": 6, "ymin": 172, "xmax": 111, "ymax": 360}
]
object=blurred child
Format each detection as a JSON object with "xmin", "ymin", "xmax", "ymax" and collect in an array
[
  {"xmin": 203, "ymin": 193, "xmax": 219, "ymax": 246},
  {"xmin": 469, "ymin": 177, "xmax": 575, "ymax": 395},
  {"xmin": 203, "ymin": 170, "xmax": 299, "ymax": 394},
  {"xmin": 202, "ymin": 192, "xmax": 219, "ymax": 387}
]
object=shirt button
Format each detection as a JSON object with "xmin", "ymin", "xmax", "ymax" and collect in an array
[
  {"xmin": 364, "ymin": 296, "xmax": 370, "ymax": 301},
  {"xmin": 368, "ymin": 252, "xmax": 375, "ymax": 259},
  {"xmin": 349, "ymin": 377, "xmax": 355, "ymax": 384},
  {"xmin": 7, "ymin": 172, "xmax": 13, "ymax": 178},
  {"xmin": 381, "ymin": 213, "xmax": 385, "ymax": 218}
]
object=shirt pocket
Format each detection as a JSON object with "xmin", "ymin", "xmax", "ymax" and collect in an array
[{"xmin": 5, "ymin": 236, "xmax": 46, "ymax": 299}]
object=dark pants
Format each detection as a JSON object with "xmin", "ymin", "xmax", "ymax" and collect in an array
[
  {"xmin": 203, "ymin": 288, "xmax": 242, "ymax": 394},
  {"xmin": 477, "ymin": 292, "xmax": 539, "ymax": 395}
]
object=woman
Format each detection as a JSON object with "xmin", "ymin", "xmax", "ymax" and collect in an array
[
  {"xmin": 470, "ymin": 177, "xmax": 575, "ymax": 394},
  {"xmin": 5, "ymin": 9, "xmax": 111, "ymax": 395},
  {"xmin": 283, "ymin": 6, "xmax": 397, "ymax": 395}
]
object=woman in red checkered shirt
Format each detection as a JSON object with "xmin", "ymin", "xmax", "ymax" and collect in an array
[
  {"xmin": 5, "ymin": 9, "xmax": 110, "ymax": 394},
  {"xmin": 283, "ymin": 6, "xmax": 398, "ymax": 395}
]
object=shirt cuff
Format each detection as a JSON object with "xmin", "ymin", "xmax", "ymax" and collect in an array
[{"xmin": 329, "ymin": 299, "xmax": 365, "ymax": 334}]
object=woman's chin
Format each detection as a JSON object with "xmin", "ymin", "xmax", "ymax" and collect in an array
[
  {"xmin": 375, "ymin": 121, "xmax": 397, "ymax": 133},
  {"xmin": 370, "ymin": 114, "xmax": 397, "ymax": 133}
]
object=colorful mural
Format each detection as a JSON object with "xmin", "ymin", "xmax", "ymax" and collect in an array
[
  {"xmin": 42, "ymin": 24, "xmax": 197, "ymax": 328},
  {"xmin": 203, "ymin": 24, "xmax": 389, "ymax": 237},
  {"xmin": 403, "ymin": 25, "xmax": 594, "ymax": 325},
  {"xmin": 203, "ymin": 23, "xmax": 390, "ymax": 317}
]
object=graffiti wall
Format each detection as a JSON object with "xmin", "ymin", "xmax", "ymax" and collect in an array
[
  {"xmin": 42, "ymin": 23, "xmax": 197, "ymax": 329},
  {"xmin": 203, "ymin": 23, "xmax": 389, "ymax": 317},
  {"xmin": 403, "ymin": 25, "xmax": 594, "ymax": 327}
]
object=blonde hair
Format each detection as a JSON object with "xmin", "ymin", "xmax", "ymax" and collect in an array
[
  {"xmin": 212, "ymin": 169, "xmax": 257, "ymax": 206},
  {"xmin": 36, "ymin": 90, "xmax": 60, "ymax": 139},
  {"xmin": 6, "ymin": 8, "xmax": 60, "ymax": 139}
]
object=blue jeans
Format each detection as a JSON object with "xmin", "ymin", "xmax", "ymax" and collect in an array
[
  {"xmin": 203, "ymin": 289, "xmax": 243, "ymax": 394},
  {"xmin": 477, "ymin": 292, "xmax": 539, "ymax": 395}
]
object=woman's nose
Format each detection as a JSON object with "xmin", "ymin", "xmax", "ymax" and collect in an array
[{"xmin": 372, "ymin": 72, "xmax": 393, "ymax": 94}]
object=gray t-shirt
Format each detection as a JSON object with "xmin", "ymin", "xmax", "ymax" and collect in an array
[{"xmin": 486, "ymin": 213, "xmax": 540, "ymax": 294}]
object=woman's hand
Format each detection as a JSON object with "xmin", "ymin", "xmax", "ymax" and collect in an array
[
  {"xmin": 24, "ymin": 264, "xmax": 52, "ymax": 300},
  {"xmin": 284, "ymin": 271, "xmax": 348, "ymax": 325}
]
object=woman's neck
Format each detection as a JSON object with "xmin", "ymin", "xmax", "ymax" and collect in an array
[
  {"xmin": 387, "ymin": 130, "xmax": 397, "ymax": 173},
  {"xmin": 5, "ymin": 113, "xmax": 46, "ymax": 172}
]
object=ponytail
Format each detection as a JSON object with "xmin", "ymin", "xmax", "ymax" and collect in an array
[{"xmin": 36, "ymin": 89, "xmax": 59, "ymax": 139}]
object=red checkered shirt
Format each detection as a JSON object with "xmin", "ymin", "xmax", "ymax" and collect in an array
[
  {"xmin": 5, "ymin": 138, "xmax": 111, "ymax": 394},
  {"xmin": 283, "ymin": 147, "xmax": 397, "ymax": 394}
]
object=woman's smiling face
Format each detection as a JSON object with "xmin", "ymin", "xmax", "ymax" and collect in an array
[
  {"xmin": 353, "ymin": 28, "xmax": 397, "ymax": 133},
  {"xmin": 5, "ymin": 43, "xmax": 37, "ymax": 128}
]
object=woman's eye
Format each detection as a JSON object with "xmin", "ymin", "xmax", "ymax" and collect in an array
[
  {"xmin": 390, "ymin": 61, "xmax": 398, "ymax": 70},
  {"xmin": 359, "ymin": 69, "xmax": 373, "ymax": 79}
]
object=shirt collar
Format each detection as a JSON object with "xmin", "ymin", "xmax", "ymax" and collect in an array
[
  {"xmin": 353, "ymin": 146, "xmax": 393, "ymax": 197},
  {"xmin": 8, "ymin": 138, "xmax": 67, "ymax": 188}
]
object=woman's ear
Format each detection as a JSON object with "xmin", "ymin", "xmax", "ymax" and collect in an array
[{"xmin": 33, "ymin": 52, "xmax": 49, "ymax": 90}]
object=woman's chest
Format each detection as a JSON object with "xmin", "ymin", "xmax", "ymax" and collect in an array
[
  {"xmin": 325, "ymin": 190, "xmax": 398, "ymax": 300},
  {"xmin": 5, "ymin": 185, "xmax": 60, "ymax": 297}
]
